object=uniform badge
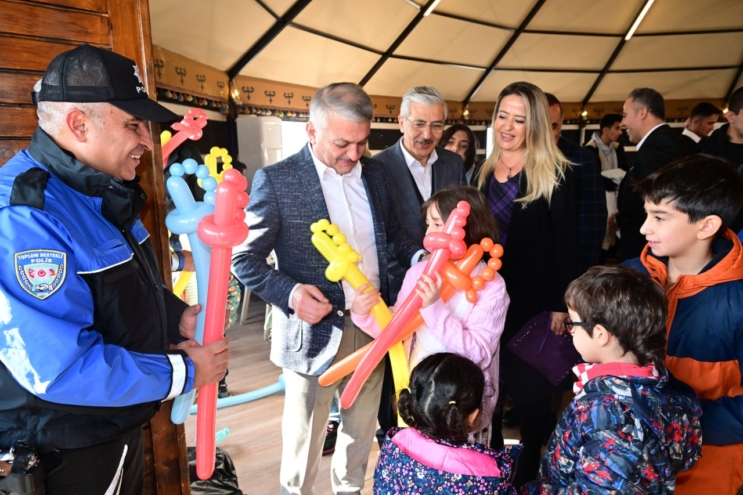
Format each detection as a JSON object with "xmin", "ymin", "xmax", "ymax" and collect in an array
[{"xmin": 14, "ymin": 250, "xmax": 67, "ymax": 300}]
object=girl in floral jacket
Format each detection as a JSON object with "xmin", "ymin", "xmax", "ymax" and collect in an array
[
  {"xmin": 524, "ymin": 266, "xmax": 702, "ymax": 494},
  {"xmin": 374, "ymin": 353, "xmax": 520, "ymax": 494}
]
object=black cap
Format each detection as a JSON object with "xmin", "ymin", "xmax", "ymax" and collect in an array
[{"xmin": 36, "ymin": 44, "xmax": 178, "ymax": 123}]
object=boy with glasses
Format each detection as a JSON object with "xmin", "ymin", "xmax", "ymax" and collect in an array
[
  {"xmin": 624, "ymin": 154, "xmax": 743, "ymax": 494},
  {"xmin": 525, "ymin": 265, "xmax": 702, "ymax": 494}
]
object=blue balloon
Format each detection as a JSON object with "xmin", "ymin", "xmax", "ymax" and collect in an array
[
  {"xmin": 165, "ymin": 171, "xmax": 215, "ymax": 425},
  {"xmin": 183, "ymin": 158, "xmax": 199, "ymax": 175},
  {"xmin": 169, "ymin": 162, "xmax": 185, "ymax": 177}
]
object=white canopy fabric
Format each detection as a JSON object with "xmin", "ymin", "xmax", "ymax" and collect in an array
[{"xmin": 150, "ymin": 0, "xmax": 743, "ymax": 103}]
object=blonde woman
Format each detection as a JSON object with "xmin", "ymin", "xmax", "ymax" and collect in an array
[{"xmin": 476, "ymin": 81, "xmax": 578, "ymax": 488}]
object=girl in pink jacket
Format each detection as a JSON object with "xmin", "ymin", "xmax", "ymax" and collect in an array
[{"xmin": 352, "ymin": 186, "xmax": 510, "ymax": 434}]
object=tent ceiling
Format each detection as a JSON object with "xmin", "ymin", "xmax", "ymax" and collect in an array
[{"xmin": 150, "ymin": 0, "xmax": 743, "ymax": 104}]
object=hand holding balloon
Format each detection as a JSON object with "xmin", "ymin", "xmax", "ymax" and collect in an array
[{"xmin": 195, "ymin": 169, "xmax": 249, "ymax": 480}]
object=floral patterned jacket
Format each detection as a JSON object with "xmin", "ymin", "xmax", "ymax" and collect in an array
[
  {"xmin": 523, "ymin": 368, "xmax": 702, "ymax": 494},
  {"xmin": 374, "ymin": 427, "xmax": 521, "ymax": 494}
]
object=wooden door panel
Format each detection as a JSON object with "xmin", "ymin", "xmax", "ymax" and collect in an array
[
  {"xmin": 0, "ymin": 36, "xmax": 82, "ymax": 71},
  {"xmin": 0, "ymin": 72, "xmax": 40, "ymax": 105},
  {"xmin": 0, "ymin": 1, "xmax": 110, "ymax": 45}
]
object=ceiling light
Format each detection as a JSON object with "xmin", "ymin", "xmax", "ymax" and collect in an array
[
  {"xmin": 581, "ymin": 110, "xmax": 588, "ymax": 117},
  {"xmin": 625, "ymin": 0, "xmax": 655, "ymax": 41},
  {"xmin": 423, "ymin": 0, "xmax": 441, "ymax": 16},
  {"xmin": 723, "ymin": 107, "xmax": 729, "ymax": 113}
]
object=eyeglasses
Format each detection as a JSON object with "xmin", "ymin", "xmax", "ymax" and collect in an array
[
  {"xmin": 404, "ymin": 117, "xmax": 445, "ymax": 133},
  {"xmin": 563, "ymin": 317, "xmax": 594, "ymax": 334}
]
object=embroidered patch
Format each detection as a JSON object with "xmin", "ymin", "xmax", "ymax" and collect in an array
[{"xmin": 14, "ymin": 250, "xmax": 67, "ymax": 300}]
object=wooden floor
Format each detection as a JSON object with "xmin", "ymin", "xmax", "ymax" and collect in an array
[{"xmin": 185, "ymin": 295, "xmax": 519, "ymax": 494}]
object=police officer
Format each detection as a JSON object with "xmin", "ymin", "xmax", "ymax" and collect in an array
[{"xmin": 0, "ymin": 44, "xmax": 230, "ymax": 494}]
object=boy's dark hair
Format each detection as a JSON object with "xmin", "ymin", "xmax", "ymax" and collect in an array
[
  {"xmin": 599, "ymin": 113, "xmax": 622, "ymax": 132},
  {"xmin": 690, "ymin": 102, "xmax": 722, "ymax": 119},
  {"xmin": 629, "ymin": 87, "xmax": 665, "ymax": 120},
  {"xmin": 441, "ymin": 124, "xmax": 479, "ymax": 170},
  {"xmin": 565, "ymin": 265, "xmax": 667, "ymax": 367},
  {"xmin": 396, "ymin": 353, "xmax": 484, "ymax": 444},
  {"xmin": 729, "ymin": 86, "xmax": 743, "ymax": 115},
  {"xmin": 639, "ymin": 154, "xmax": 743, "ymax": 232},
  {"xmin": 421, "ymin": 187, "xmax": 499, "ymax": 246}
]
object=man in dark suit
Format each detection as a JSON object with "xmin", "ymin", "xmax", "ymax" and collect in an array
[
  {"xmin": 546, "ymin": 93, "xmax": 607, "ymax": 274},
  {"xmin": 617, "ymin": 87, "xmax": 684, "ymax": 260},
  {"xmin": 373, "ymin": 86, "xmax": 466, "ymax": 301},
  {"xmin": 232, "ymin": 83, "xmax": 420, "ymax": 495},
  {"xmin": 680, "ymin": 102, "xmax": 722, "ymax": 156}
]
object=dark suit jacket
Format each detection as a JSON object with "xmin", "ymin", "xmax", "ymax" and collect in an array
[
  {"xmin": 231, "ymin": 145, "xmax": 420, "ymax": 375},
  {"xmin": 373, "ymin": 138, "xmax": 466, "ymax": 301},
  {"xmin": 480, "ymin": 169, "xmax": 578, "ymax": 402},
  {"xmin": 617, "ymin": 124, "xmax": 684, "ymax": 260},
  {"xmin": 558, "ymin": 136, "xmax": 607, "ymax": 274}
]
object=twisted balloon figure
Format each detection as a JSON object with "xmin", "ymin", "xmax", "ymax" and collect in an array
[
  {"xmin": 319, "ymin": 238, "xmax": 503, "ymax": 387},
  {"xmin": 340, "ymin": 201, "xmax": 470, "ymax": 409},
  {"xmin": 166, "ymin": 159, "xmax": 217, "ymax": 425},
  {"xmin": 161, "ymin": 108, "xmax": 208, "ymax": 168},
  {"xmin": 195, "ymin": 169, "xmax": 249, "ymax": 480},
  {"xmin": 310, "ymin": 220, "xmax": 410, "ymax": 409}
]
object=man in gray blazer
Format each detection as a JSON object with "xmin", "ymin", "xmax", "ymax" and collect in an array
[
  {"xmin": 373, "ymin": 86, "xmax": 467, "ymax": 302},
  {"xmin": 232, "ymin": 83, "xmax": 420, "ymax": 495}
]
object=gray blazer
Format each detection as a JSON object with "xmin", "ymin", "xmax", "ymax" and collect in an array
[
  {"xmin": 373, "ymin": 138, "xmax": 466, "ymax": 299},
  {"xmin": 232, "ymin": 145, "xmax": 420, "ymax": 375}
]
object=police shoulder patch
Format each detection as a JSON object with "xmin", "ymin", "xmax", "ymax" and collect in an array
[{"xmin": 15, "ymin": 249, "xmax": 67, "ymax": 300}]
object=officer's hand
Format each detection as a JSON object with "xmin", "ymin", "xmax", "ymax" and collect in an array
[
  {"xmin": 179, "ymin": 304, "xmax": 201, "ymax": 340},
  {"xmin": 292, "ymin": 284, "xmax": 332, "ymax": 324},
  {"xmin": 178, "ymin": 337, "xmax": 230, "ymax": 389}
]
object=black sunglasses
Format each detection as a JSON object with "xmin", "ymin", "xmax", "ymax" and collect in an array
[{"xmin": 563, "ymin": 317, "xmax": 593, "ymax": 334}]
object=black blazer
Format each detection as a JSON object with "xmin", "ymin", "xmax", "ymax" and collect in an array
[
  {"xmin": 374, "ymin": 139, "xmax": 466, "ymax": 301},
  {"xmin": 481, "ymin": 168, "xmax": 578, "ymax": 402},
  {"xmin": 617, "ymin": 125, "xmax": 684, "ymax": 259}
]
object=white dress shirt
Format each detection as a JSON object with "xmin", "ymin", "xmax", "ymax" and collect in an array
[
  {"xmin": 682, "ymin": 128, "xmax": 702, "ymax": 143},
  {"xmin": 309, "ymin": 145, "xmax": 379, "ymax": 309},
  {"xmin": 399, "ymin": 140, "xmax": 437, "ymax": 201},
  {"xmin": 636, "ymin": 123, "xmax": 666, "ymax": 151}
]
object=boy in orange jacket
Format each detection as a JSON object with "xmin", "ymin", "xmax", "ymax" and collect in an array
[{"xmin": 624, "ymin": 154, "xmax": 743, "ymax": 494}]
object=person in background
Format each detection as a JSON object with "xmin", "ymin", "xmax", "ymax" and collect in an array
[
  {"xmin": 702, "ymin": 86, "xmax": 743, "ymax": 233},
  {"xmin": 680, "ymin": 102, "xmax": 722, "ymax": 155},
  {"xmin": 624, "ymin": 155, "xmax": 743, "ymax": 494},
  {"xmin": 524, "ymin": 265, "xmax": 702, "ymax": 493},
  {"xmin": 584, "ymin": 113, "xmax": 628, "ymax": 172},
  {"xmin": 617, "ymin": 87, "xmax": 684, "ymax": 260},
  {"xmin": 442, "ymin": 124, "xmax": 480, "ymax": 184},
  {"xmin": 476, "ymin": 81, "xmax": 577, "ymax": 488},
  {"xmin": 585, "ymin": 114, "xmax": 629, "ymax": 259},
  {"xmin": 546, "ymin": 93, "xmax": 606, "ymax": 274},
  {"xmin": 0, "ymin": 44, "xmax": 229, "ymax": 494},
  {"xmin": 374, "ymin": 353, "xmax": 520, "ymax": 495}
]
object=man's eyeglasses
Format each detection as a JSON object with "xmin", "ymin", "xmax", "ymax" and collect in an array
[
  {"xmin": 404, "ymin": 117, "xmax": 445, "ymax": 133},
  {"xmin": 563, "ymin": 317, "xmax": 593, "ymax": 334}
]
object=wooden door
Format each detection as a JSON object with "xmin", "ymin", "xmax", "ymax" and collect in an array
[{"xmin": 0, "ymin": 1, "xmax": 188, "ymax": 493}]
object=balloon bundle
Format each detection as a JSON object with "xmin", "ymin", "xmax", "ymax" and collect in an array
[
  {"xmin": 165, "ymin": 161, "xmax": 250, "ymax": 479},
  {"xmin": 314, "ymin": 201, "xmax": 504, "ymax": 411},
  {"xmin": 310, "ymin": 219, "xmax": 410, "ymax": 412}
]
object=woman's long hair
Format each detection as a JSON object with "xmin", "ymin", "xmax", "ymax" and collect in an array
[{"xmin": 476, "ymin": 81, "xmax": 570, "ymax": 205}]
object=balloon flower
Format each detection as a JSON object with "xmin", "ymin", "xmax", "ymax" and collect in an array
[
  {"xmin": 340, "ymin": 201, "xmax": 471, "ymax": 409},
  {"xmin": 166, "ymin": 159, "xmax": 217, "ymax": 425},
  {"xmin": 319, "ymin": 238, "xmax": 504, "ymax": 387},
  {"xmin": 310, "ymin": 220, "xmax": 410, "ymax": 408},
  {"xmin": 203, "ymin": 146, "xmax": 234, "ymax": 184},
  {"xmin": 161, "ymin": 108, "xmax": 208, "ymax": 168},
  {"xmin": 195, "ymin": 169, "xmax": 249, "ymax": 480}
]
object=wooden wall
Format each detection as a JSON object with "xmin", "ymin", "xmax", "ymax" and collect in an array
[{"xmin": 0, "ymin": 1, "xmax": 189, "ymax": 493}]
